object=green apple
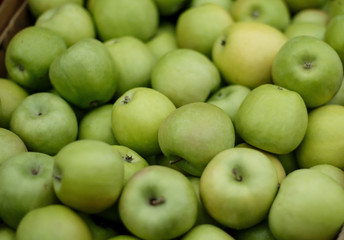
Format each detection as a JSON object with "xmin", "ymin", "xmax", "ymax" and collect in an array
[
  {"xmin": 327, "ymin": 0, "xmax": 344, "ymax": 19},
  {"xmin": 181, "ymin": 224, "xmax": 235, "ymax": 240},
  {"xmin": 284, "ymin": 0, "xmax": 327, "ymax": 13},
  {"xmin": 200, "ymin": 147, "xmax": 279, "ymax": 229},
  {"xmin": 0, "ymin": 225, "xmax": 15, "ymax": 240},
  {"xmin": 153, "ymin": 0, "xmax": 188, "ymax": 16},
  {"xmin": 9, "ymin": 92, "xmax": 78, "ymax": 155},
  {"xmin": 118, "ymin": 165, "xmax": 198, "ymax": 240},
  {"xmin": 35, "ymin": 3, "xmax": 96, "ymax": 47},
  {"xmin": 16, "ymin": 204, "xmax": 92, "ymax": 240},
  {"xmin": 155, "ymin": 154, "xmax": 189, "ymax": 175},
  {"xmin": 5, "ymin": 26, "xmax": 67, "ymax": 91},
  {"xmin": 49, "ymin": 38, "xmax": 118, "ymax": 109},
  {"xmin": 0, "ymin": 128, "xmax": 27, "ymax": 165},
  {"xmin": 104, "ymin": 36, "xmax": 156, "ymax": 98},
  {"xmin": 0, "ymin": 152, "xmax": 57, "ymax": 228},
  {"xmin": 0, "ymin": 78, "xmax": 28, "ymax": 128},
  {"xmin": 151, "ymin": 49, "xmax": 221, "ymax": 107},
  {"xmin": 146, "ymin": 22, "xmax": 179, "ymax": 60},
  {"xmin": 232, "ymin": 220, "xmax": 276, "ymax": 240},
  {"xmin": 190, "ymin": 0, "xmax": 233, "ymax": 12},
  {"xmin": 235, "ymin": 84, "xmax": 308, "ymax": 155},
  {"xmin": 78, "ymin": 104, "xmax": 118, "ymax": 145},
  {"xmin": 268, "ymin": 169, "xmax": 344, "ymax": 240},
  {"xmin": 327, "ymin": 78, "xmax": 344, "ymax": 105},
  {"xmin": 53, "ymin": 139, "xmax": 124, "ymax": 213},
  {"xmin": 296, "ymin": 104, "xmax": 344, "ymax": 169},
  {"xmin": 176, "ymin": 3, "xmax": 233, "ymax": 57},
  {"xmin": 272, "ymin": 35, "xmax": 343, "ymax": 108},
  {"xmin": 231, "ymin": 0, "xmax": 290, "ymax": 31},
  {"xmin": 28, "ymin": 0, "xmax": 83, "ymax": 18},
  {"xmin": 111, "ymin": 145, "xmax": 149, "ymax": 184},
  {"xmin": 324, "ymin": 14, "xmax": 344, "ymax": 65},
  {"xmin": 212, "ymin": 22, "xmax": 287, "ymax": 89},
  {"xmin": 284, "ymin": 22, "xmax": 326, "ymax": 40},
  {"xmin": 111, "ymin": 87, "xmax": 176, "ymax": 157},
  {"xmin": 276, "ymin": 151, "xmax": 299, "ymax": 175},
  {"xmin": 292, "ymin": 8, "xmax": 328, "ymax": 26},
  {"xmin": 311, "ymin": 164, "xmax": 344, "ymax": 188},
  {"xmin": 92, "ymin": 0, "xmax": 159, "ymax": 41},
  {"xmin": 108, "ymin": 236, "xmax": 140, "ymax": 240},
  {"xmin": 159, "ymin": 102, "xmax": 235, "ymax": 176}
]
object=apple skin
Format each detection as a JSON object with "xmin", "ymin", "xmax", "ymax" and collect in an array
[
  {"xmin": 153, "ymin": 0, "xmax": 188, "ymax": 16},
  {"xmin": 190, "ymin": 0, "xmax": 233, "ymax": 12},
  {"xmin": 0, "ymin": 152, "xmax": 57, "ymax": 229},
  {"xmin": 92, "ymin": 0, "xmax": 159, "ymax": 42},
  {"xmin": 311, "ymin": 164, "xmax": 344, "ymax": 188},
  {"xmin": 284, "ymin": 0, "xmax": 327, "ymax": 13},
  {"xmin": 5, "ymin": 26, "xmax": 67, "ymax": 91},
  {"xmin": 200, "ymin": 147, "xmax": 279, "ymax": 230},
  {"xmin": 235, "ymin": 84, "xmax": 308, "ymax": 155},
  {"xmin": 176, "ymin": 3, "xmax": 233, "ymax": 57},
  {"xmin": 111, "ymin": 145, "xmax": 149, "ymax": 184},
  {"xmin": 151, "ymin": 49, "xmax": 221, "ymax": 107},
  {"xmin": 231, "ymin": 0, "xmax": 290, "ymax": 31},
  {"xmin": 272, "ymin": 35, "xmax": 343, "ymax": 108},
  {"xmin": 181, "ymin": 224, "xmax": 235, "ymax": 240},
  {"xmin": 327, "ymin": 0, "xmax": 344, "ymax": 19},
  {"xmin": 118, "ymin": 165, "xmax": 198, "ymax": 240},
  {"xmin": 9, "ymin": 92, "xmax": 78, "ymax": 156},
  {"xmin": 78, "ymin": 104, "xmax": 118, "ymax": 145},
  {"xmin": 0, "ymin": 128, "xmax": 27, "ymax": 165},
  {"xmin": 276, "ymin": 151, "xmax": 299, "ymax": 175},
  {"xmin": 104, "ymin": 36, "xmax": 156, "ymax": 98},
  {"xmin": 268, "ymin": 169, "xmax": 344, "ymax": 240},
  {"xmin": 212, "ymin": 22, "xmax": 287, "ymax": 89},
  {"xmin": 232, "ymin": 220, "xmax": 276, "ymax": 240},
  {"xmin": 284, "ymin": 22, "xmax": 326, "ymax": 40},
  {"xmin": 296, "ymin": 105, "xmax": 344, "ymax": 170},
  {"xmin": 50, "ymin": 38, "xmax": 118, "ymax": 109},
  {"xmin": 327, "ymin": 78, "xmax": 344, "ymax": 105},
  {"xmin": 0, "ymin": 78, "xmax": 28, "ymax": 128},
  {"xmin": 324, "ymin": 14, "xmax": 344, "ymax": 65},
  {"xmin": 28, "ymin": 0, "xmax": 84, "ymax": 18},
  {"xmin": 111, "ymin": 87, "xmax": 176, "ymax": 157},
  {"xmin": 292, "ymin": 8, "xmax": 328, "ymax": 26},
  {"xmin": 53, "ymin": 139, "xmax": 124, "ymax": 214},
  {"xmin": 0, "ymin": 225, "xmax": 15, "ymax": 240},
  {"xmin": 158, "ymin": 102, "xmax": 235, "ymax": 176},
  {"xmin": 15, "ymin": 204, "xmax": 92, "ymax": 240},
  {"xmin": 108, "ymin": 236, "xmax": 140, "ymax": 240},
  {"xmin": 35, "ymin": 3, "xmax": 96, "ymax": 47}
]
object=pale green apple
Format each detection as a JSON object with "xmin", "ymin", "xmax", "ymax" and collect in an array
[
  {"xmin": 311, "ymin": 164, "xmax": 344, "ymax": 188},
  {"xmin": 296, "ymin": 105, "xmax": 344, "ymax": 169},
  {"xmin": 324, "ymin": 14, "xmax": 344, "ymax": 65},
  {"xmin": 0, "ymin": 225, "xmax": 15, "ymax": 240},
  {"xmin": 104, "ymin": 36, "xmax": 156, "ymax": 98},
  {"xmin": 111, "ymin": 87, "xmax": 176, "ymax": 157},
  {"xmin": 118, "ymin": 165, "xmax": 198, "ymax": 240},
  {"xmin": 111, "ymin": 145, "xmax": 149, "ymax": 184},
  {"xmin": 158, "ymin": 102, "xmax": 235, "ymax": 176},
  {"xmin": 232, "ymin": 220, "xmax": 276, "ymax": 240},
  {"xmin": 28, "ymin": 0, "xmax": 83, "ymax": 18},
  {"xmin": 0, "ymin": 78, "xmax": 28, "ymax": 128},
  {"xmin": 327, "ymin": 78, "xmax": 344, "ymax": 105},
  {"xmin": 108, "ymin": 235, "xmax": 140, "ymax": 240},
  {"xmin": 200, "ymin": 147, "xmax": 279, "ymax": 229},
  {"xmin": 151, "ymin": 49, "xmax": 221, "ymax": 107},
  {"xmin": 272, "ymin": 36, "xmax": 343, "ymax": 108},
  {"xmin": 16, "ymin": 204, "xmax": 92, "ymax": 240},
  {"xmin": 284, "ymin": 22, "xmax": 326, "ymax": 40},
  {"xmin": 0, "ymin": 128, "xmax": 27, "ymax": 165},
  {"xmin": 235, "ymin": 84, "xmax": 308, "ymax": 155},
  {"xmin": 268, "ymin": 169, "xmax": 344, "ymax": 240},
  {"xmin": 284, "ymin": 0, "xmax": 327, "ymax": 12},
  {"xmin": 35, "ymin": 3, "xmax": 96, "ymax": 47},
  {"xmin": 78, "ymin": 104, "xmax": 118, "ymax": 145},
  {"xmin": 176, "ymin": 3, "xmax": 233, "ymax": 57},
  {"xmin": 53, "ymin": 139, "xmax": 124, "ymax": 213},
  {"xmin": 10, "ymin": 92, "xmax": 78, "ymax": 155},
  {"xmin": 231, "ymin": 0, "xmax": 290, "ymax": 31},
  {"xmin": 0, "ymin": 152, "xmax": 57, "ymax": 229},
  {"xmin": 153, "ymin": 0, "xmax": 188, "ymax": 16},
  {"xmin": 92, "ymin": 0, "xmax": 159, "ymax": 41},
  {"xmin": 181, "ymin": 224, "xmax": 235, "ymax": 240},
  {"xmin": 5, "ymin": 26, "xmax": 67, "ymax": 91},
  {"xmin": 292, "ymin": 8, "xmax": 328, "ymax": 26},
  {"xmin": 50, "ymin": 38, "xmax": 118, "ymax": 109},
  {"xmin": 212, "ymin": 22, "xmax": 287, "ymax": 89},
  {"xmin": 146, "ymin": 22, "xmax": 179, "ymax": 60},
  {"xmin": 190, "ymin": 0, "xmax": 233, "ymax": 12}
]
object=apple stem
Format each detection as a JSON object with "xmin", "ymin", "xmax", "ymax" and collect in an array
[
  {"xmin": 18, "ymin": 64, "xmax": 24, "ymax": 71},
  {"xmin": 31, "ymin": 166, "xmax": 40, "ymax": 175},
  {"xmin": 124, "ymin": 155, "xmax": 133, "ymax": 163},
  {"xmin": 149, "ymin": 196, "xmax": 165, "ymax": 206},
  {"xmin": 53, "ymin": 174, "xmax": 62, "ymax": 182},
  {"xmin": 122, "ymin": 95, "xmax": 131, "ymax": 104},
  {"xmin": 303, "ymin": 61, "xmax": 312, "ymax": 70},
  {"xmin": 221, "ymin": 39, "xmax": 226, "ymax": 46},
  {"xmin": 169, "ymin": 157, "xmax": 183, "ymax": 165},
  {"xmin": 232, "ymin": 168, "xmax": 243, "ymax": 182}
]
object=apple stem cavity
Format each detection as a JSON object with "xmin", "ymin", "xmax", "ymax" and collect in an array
[
  {"xmin": 221, "ymin": 39, "xmax": 226, "ymax": 47},
  {"xmin": 124, "ymin": 155, "xmax": 133, "ymax": 163},
  {"xmin": 232, "ymin": 168, "xmax": 243, "ymax": 182},
  {"xmin": 303, "ymin": 61, "xmax": 312, "ymax": 70},
  {"xmin": 53, "ymin": 173, "xmax": 62, "ymax": 182},
  {"xmin": 169, "ymin": 157, "xmax": 183, "ymax": 165},
  {"xmin": 149, "ymin": 196, "xmax": 165, "ymax": 206},
  {"xmin": 18, "ymin": 63, "xmax": 25, "ymax": 72},
  {"xmin": 251, "ymin": 9, "xmax": 260, "ymax": 19},
  {"xmin": 31, "ymin": 165, "xmax": 41, "ymax": 175},
  {"xmin": 121, "ymin": 95, "xmax": 131, "ymax": 104}
]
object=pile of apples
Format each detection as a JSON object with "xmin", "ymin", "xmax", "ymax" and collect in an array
[{"xmin": 1, "ymin": 0, "xmax": 344, "ymax": 239}]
